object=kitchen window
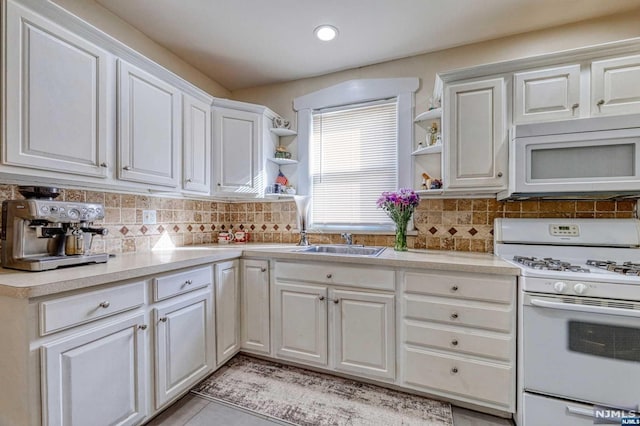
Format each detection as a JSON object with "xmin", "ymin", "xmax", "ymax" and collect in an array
[
  {"xmin": 293, "ymin": 77, "xmax": 419, "ymax": 232},
  {"xmin": 310, "ymin": 100, "xmax": 398, "ymax": 231}
]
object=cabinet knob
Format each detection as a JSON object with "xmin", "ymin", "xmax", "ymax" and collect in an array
[
  {"xmin": 333, "ymin": 298, "xmax": 340, "ymax": 304},
  {"xmin": 450, "ymin": 312, "xmax": 459, "ymax": 319},
  {"xmin": 597, "ymin": 99, "xmax": 605, "ymax": 106},
  {"xmin": 497, "ymin": 172, "xmax": 503, "ymax": 178},
  {"xmin": 451, "ymin": 285, "xmax": 459, "ymax": 292},
  {"xmin": 261, "ymin": 267, "xmax": 267, "ymax": 272},
  {"xmin": 571, "ymin": 103, "xmax": 579, "ymax": 111},
  {"xmin": 138, "ymin": 324, "xmax": 147, "ymax": 330},
  {"xmin": 318, "ymin": 296, "xmax": 325, "ymax": 301},
  {"xmin": 186, "ymin": 178, "xmax": 193, "ymax": 183},
  {"xmin": 217, "ymin": 183, "xmax": 221, "ymax": 186},
  {"xmin": 159, "ymin": 317, "xmax": 168, "ymax": 322},
  {"xmin": 184, "ymin": 279, "xmax": 193, "ymax": 286},
  {"xmin": 100, "ymin": 162, "xmax": 108, "ymax": 168},
  {"xmin": 123, "ymin": 165, "xmax": 131, "ymax": 171},
  {"xmin": 98, "ymin": 301, "xmax": 110, "ymax": 309},
  {"xmin": 326, "ymin": 273, "xmax": 332, "ymax": 279},
  {"xmin": 451, "ymin": 339, "xmax": 459, "ymax": 346},
  {"xmin": 451, "ymin": 367, "xmax": 459, "ymax": 374}
]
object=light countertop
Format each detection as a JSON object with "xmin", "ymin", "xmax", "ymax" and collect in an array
[{"xmin": 0, "ymin": 244, "xmax": 519, "ymax": 299}]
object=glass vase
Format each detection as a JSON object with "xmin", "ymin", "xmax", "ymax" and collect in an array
[{"xmin": 394, "ymin": 219, "xmax": 409, "ymax": 251}]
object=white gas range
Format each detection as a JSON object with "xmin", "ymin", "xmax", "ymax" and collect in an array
[{"xmin": 494, "ymin": 218, "xmax": 640, "ymax": 426}]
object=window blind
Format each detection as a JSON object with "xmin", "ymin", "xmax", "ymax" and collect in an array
[{"xmin": 311, "ymin": 100, "xmax": 398, "ymax": 229}]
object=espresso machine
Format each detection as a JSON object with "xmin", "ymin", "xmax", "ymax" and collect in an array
[{"xmin": 1, "ymin": 186, "xmax": 109, "ymax": 271}]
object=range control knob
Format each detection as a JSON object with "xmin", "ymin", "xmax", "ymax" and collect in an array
[
  {"xmin": 553, "ymin": 281, "xmax": 567, "ymax": 293},
  {"xmin": 573, "ymin": 283, "xmax": 587, "ymax": 295},
  {"xmin": 67, "ymin": 209, "xmax": 80, "ymax": 220}
]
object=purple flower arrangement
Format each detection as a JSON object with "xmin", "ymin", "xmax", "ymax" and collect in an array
[{"xmin": 377, "ymin": 189, "xmax": 420, "ymax": 251}]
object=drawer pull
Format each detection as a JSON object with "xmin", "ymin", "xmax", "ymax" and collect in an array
[
  {"xmin": 261, "ymin": 267, "xmax": 267, "ymax": 272},
  {"xmin": 159, "ymin": 317, "xmax": 168, "ymax": 323},
  {"xmin": 451, "ymin": 339, "xmax": 459, "ymax": 346},
  {"xmin": 451, "ymin": 285, "xmax": 459, "ymax": 292},
  {"xmin": 138, "ymin": 324, "xmax": 147, "ymax": 330},
  {"xmin": 123, "ymin": 165, "xmax": 131, "ymax": 171},
  {"xmin": 450, "ymin": 312, "xmax": 459, "ymax": 319},
  {"xmin": 319, "ymin": 296, "xmax": 325, "ymax": 301},
  {"xmin": 326, "ymin": 273, "xmax": 333, "ymax": 279},
  {"xmin": 451, "ymin": 367, "xmax": 459, "ymax": 374},
  {"xmin": 100, "ymin": 162, "xmax": 108, "ymax": 168},
  {"xmin": 98, "ymin": 301, "xmax": 110, "ymax": 309},
  {"xmin": 183, "ymin": 279, "xmax": 193, "ymax": 286}
]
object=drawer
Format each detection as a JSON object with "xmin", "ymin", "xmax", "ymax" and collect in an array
[
  {"xmin": 153, "ymin": 265, "xmax": 212, "ymax": 301},
  {"xmin": 404, "ymin": 270, "xmax": 515, "ymax": 304},
  {"xmin": 404, "ymin": 295, "xmax": 513, "ymax": 333},
  {"xmin": 404, "ymin": 320, "xmax": 512, "ymax": 361},
  {"xmin": 40, "ymin": 281, "xmax": 145, "ymax": 335},
  {"xmin": 524, "ymin": 393, "xmax": 595, "ymax": 426},
  {"xmin": 403, "ymin": 347, "xmax": 513, "ymax": 408},
  {"xmin": 275, "ymin": 261, "xmax": 394, "ymax": 291}
]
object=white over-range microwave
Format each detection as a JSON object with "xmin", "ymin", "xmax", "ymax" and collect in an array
[{"xmin": 500, "ymin": 114, "xmax": 640, "ymax": 200}]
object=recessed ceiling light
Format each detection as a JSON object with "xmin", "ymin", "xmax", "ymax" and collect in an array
[{"xmin": 314, "ymin": 25, "xmax": 338, "ymax": 42}]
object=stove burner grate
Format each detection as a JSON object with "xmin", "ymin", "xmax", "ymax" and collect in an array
[
  {"xmin": 587, "ymin": 260, "xmax": 640, "ymax": 276},
  {"xmin": 513, "ymin": 256, "xmax": 590, "ymax": 273}
]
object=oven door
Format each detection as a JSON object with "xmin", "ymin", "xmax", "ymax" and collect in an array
[
  {"xmin": 513, "ymin": 128, "xmax": 640, "ymax": 194},
  {"xmin": 523, "ymin": 293, "xmax": 640, "ymax": 408}
]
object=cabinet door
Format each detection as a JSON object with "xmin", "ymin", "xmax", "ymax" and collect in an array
[
  {"xmin": 213, "ymin": 107, "xmax": 262, "ymax": 194},
  {"xmin": 182, "ymin": 94, "xmax": 211, "ymax": 193},
  {"xmin": 154, "ymin": 290, "xmax": 213, "ymax": 409},
  {"xmin": 330, "ymin": 289, "xmax": 395, "ymax": 380},
  {"xmin": 444, "ymin": 78, "xmax": 507, "ymax": 190},
  {"xmin": 514, "ymin": 64, "xmax": 581, "ymax": 123},
  {"xmin": 274, "ymin": 281, "xmax": 328, "ymax": 366},
  {"xmin": 241, "ymin": 259, "xmax": 270, "ymax": 355},
  {"xmin": 5, "ymin": 1, "xmax": 110, "ymax": 177},
  {"xmin": 117, "ymin": 60, "xmax": 180, "ymax": 187},
  {"xmin": 215, "ymin": 260, "xmax": 240, "ymax": 364},
  {"xmin": 592, "ymin": 54, "xmax": 640, "ymax": 116},
  {"xmin": 41, "ymin": 314, "xmax": 147, "ymax": 426}
]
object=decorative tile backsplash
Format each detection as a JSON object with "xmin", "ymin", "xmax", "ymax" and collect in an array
[{"xmin": 0, "ymin": 184, "xmax": 635, "ymax": 254}]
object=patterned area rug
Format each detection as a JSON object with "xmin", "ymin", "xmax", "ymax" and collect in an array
[{"xmin": 191, "ymin": 354, "xmax": 453, "ymax": 426}]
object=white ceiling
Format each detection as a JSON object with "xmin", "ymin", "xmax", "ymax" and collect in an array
[{"xmin": 94, "ymin": 0, "xmax": 640, "ymax": 91}]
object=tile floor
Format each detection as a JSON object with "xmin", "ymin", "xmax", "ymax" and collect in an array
[{"xmin": 147, "ymin": 393, "xmax": 514, "ymax": 426}]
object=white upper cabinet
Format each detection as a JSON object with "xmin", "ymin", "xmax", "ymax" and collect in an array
[
  {"xmin": 117, "ymin": 60, "xmax": 181, "ymax": 188},
  {"xmin": 592, "ymin": 54, "xmax": 640, "ymax": 116},
  {"xmin": 4, "ymin": 1, "xmax": 111, "ymax": 178},
  {"xmin": 182, "ymin": 94, "xmax": 212, "ymax": 193},
  {"xmin": 212, "ymin": 107, "xmax": 262, "ymax": 194},
  {"xmin": 513, "ymin": 64, "xmax": 581, "ymax": 124},
  {"xmin": 444, "ymin": 77, "xmax": 507, "ymax": 191}
]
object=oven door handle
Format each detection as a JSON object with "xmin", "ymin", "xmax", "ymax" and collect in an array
[
  {"xmin": 566, "ymin": 405, "xmax": 594, "ymax": 418},
  {"xmin": 530, "ymin": 298, "xmax": 640, "ymax": 318}
]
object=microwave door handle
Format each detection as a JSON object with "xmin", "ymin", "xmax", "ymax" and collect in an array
[
  {"xmin": 530, "ymin": 298, "xmax": 640, "ymax": 318},
  {"xmin": 566, "ymin": 405, "xmax": 595, "ymax": 418}
]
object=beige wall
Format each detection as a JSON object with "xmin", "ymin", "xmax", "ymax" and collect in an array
[
  {"xmin": 52, "ymin": 0, "xmax": 231, "ymax": 98},
  {"xmin": 230, "ymin": 8, "xmax": 640, "ymax": 122}
]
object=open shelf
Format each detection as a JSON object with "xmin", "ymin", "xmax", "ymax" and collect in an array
[
  {"xmin": 267, "ymin": 157, "xmax": 298, "ymax": 165},
  {"xmin": 270, "ymin": 128, "xmax": 297, "ymax": 137},
  {"xmin": 412, "ymin": 145, "xmax": 442, "ymax": 156},
  {"xmin": 414, "ymin": 108, "xmax": 442, "ymax": 123}
]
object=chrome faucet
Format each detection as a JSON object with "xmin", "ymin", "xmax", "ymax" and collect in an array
[
  {"xmin": 298, "ymin": 230, "xmax": 310, "ymax": 246},
  {"xmin": 341, "ymin": 233, "xmax": 353, "ymax": 245}
]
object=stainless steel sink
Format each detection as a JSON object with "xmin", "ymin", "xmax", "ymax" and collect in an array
[{"xmin": 293, "ymin": 245, "xmax": 385, "ymax": 257}]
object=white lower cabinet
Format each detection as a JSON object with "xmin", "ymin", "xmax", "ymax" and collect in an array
[
  {"xmin": 331, "ymin": 289, "xmax": 395, "ymax": 380},
  {"xmin": 154, "ymin": 290, "xmax": 214, "ymax": 409},
  {"xmin": 400, "ymin": 270, "xmax": 516, "ymax": 412},
  {"xmin": 215, "ymin": 260, "xmax": 241, "ymax": 365},
  {"xmin": 41, "ymin": 313, "xmax": 147, "ymax": 426},
  {"xmin": 241, "ymin": 259, "xmax": 270, "ymax": 355},
  {"xmin": 273, "ymin": 261, "xmax": 396, "ymax": 381},
  {"xmin": 274, "ymin": 281, "xmax": 328, "ymax": 366}
]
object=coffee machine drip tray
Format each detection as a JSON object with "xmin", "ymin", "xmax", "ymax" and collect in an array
[{"xmin": 13, "ymin": 253, "xmax": 109, "ymax": 272}]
